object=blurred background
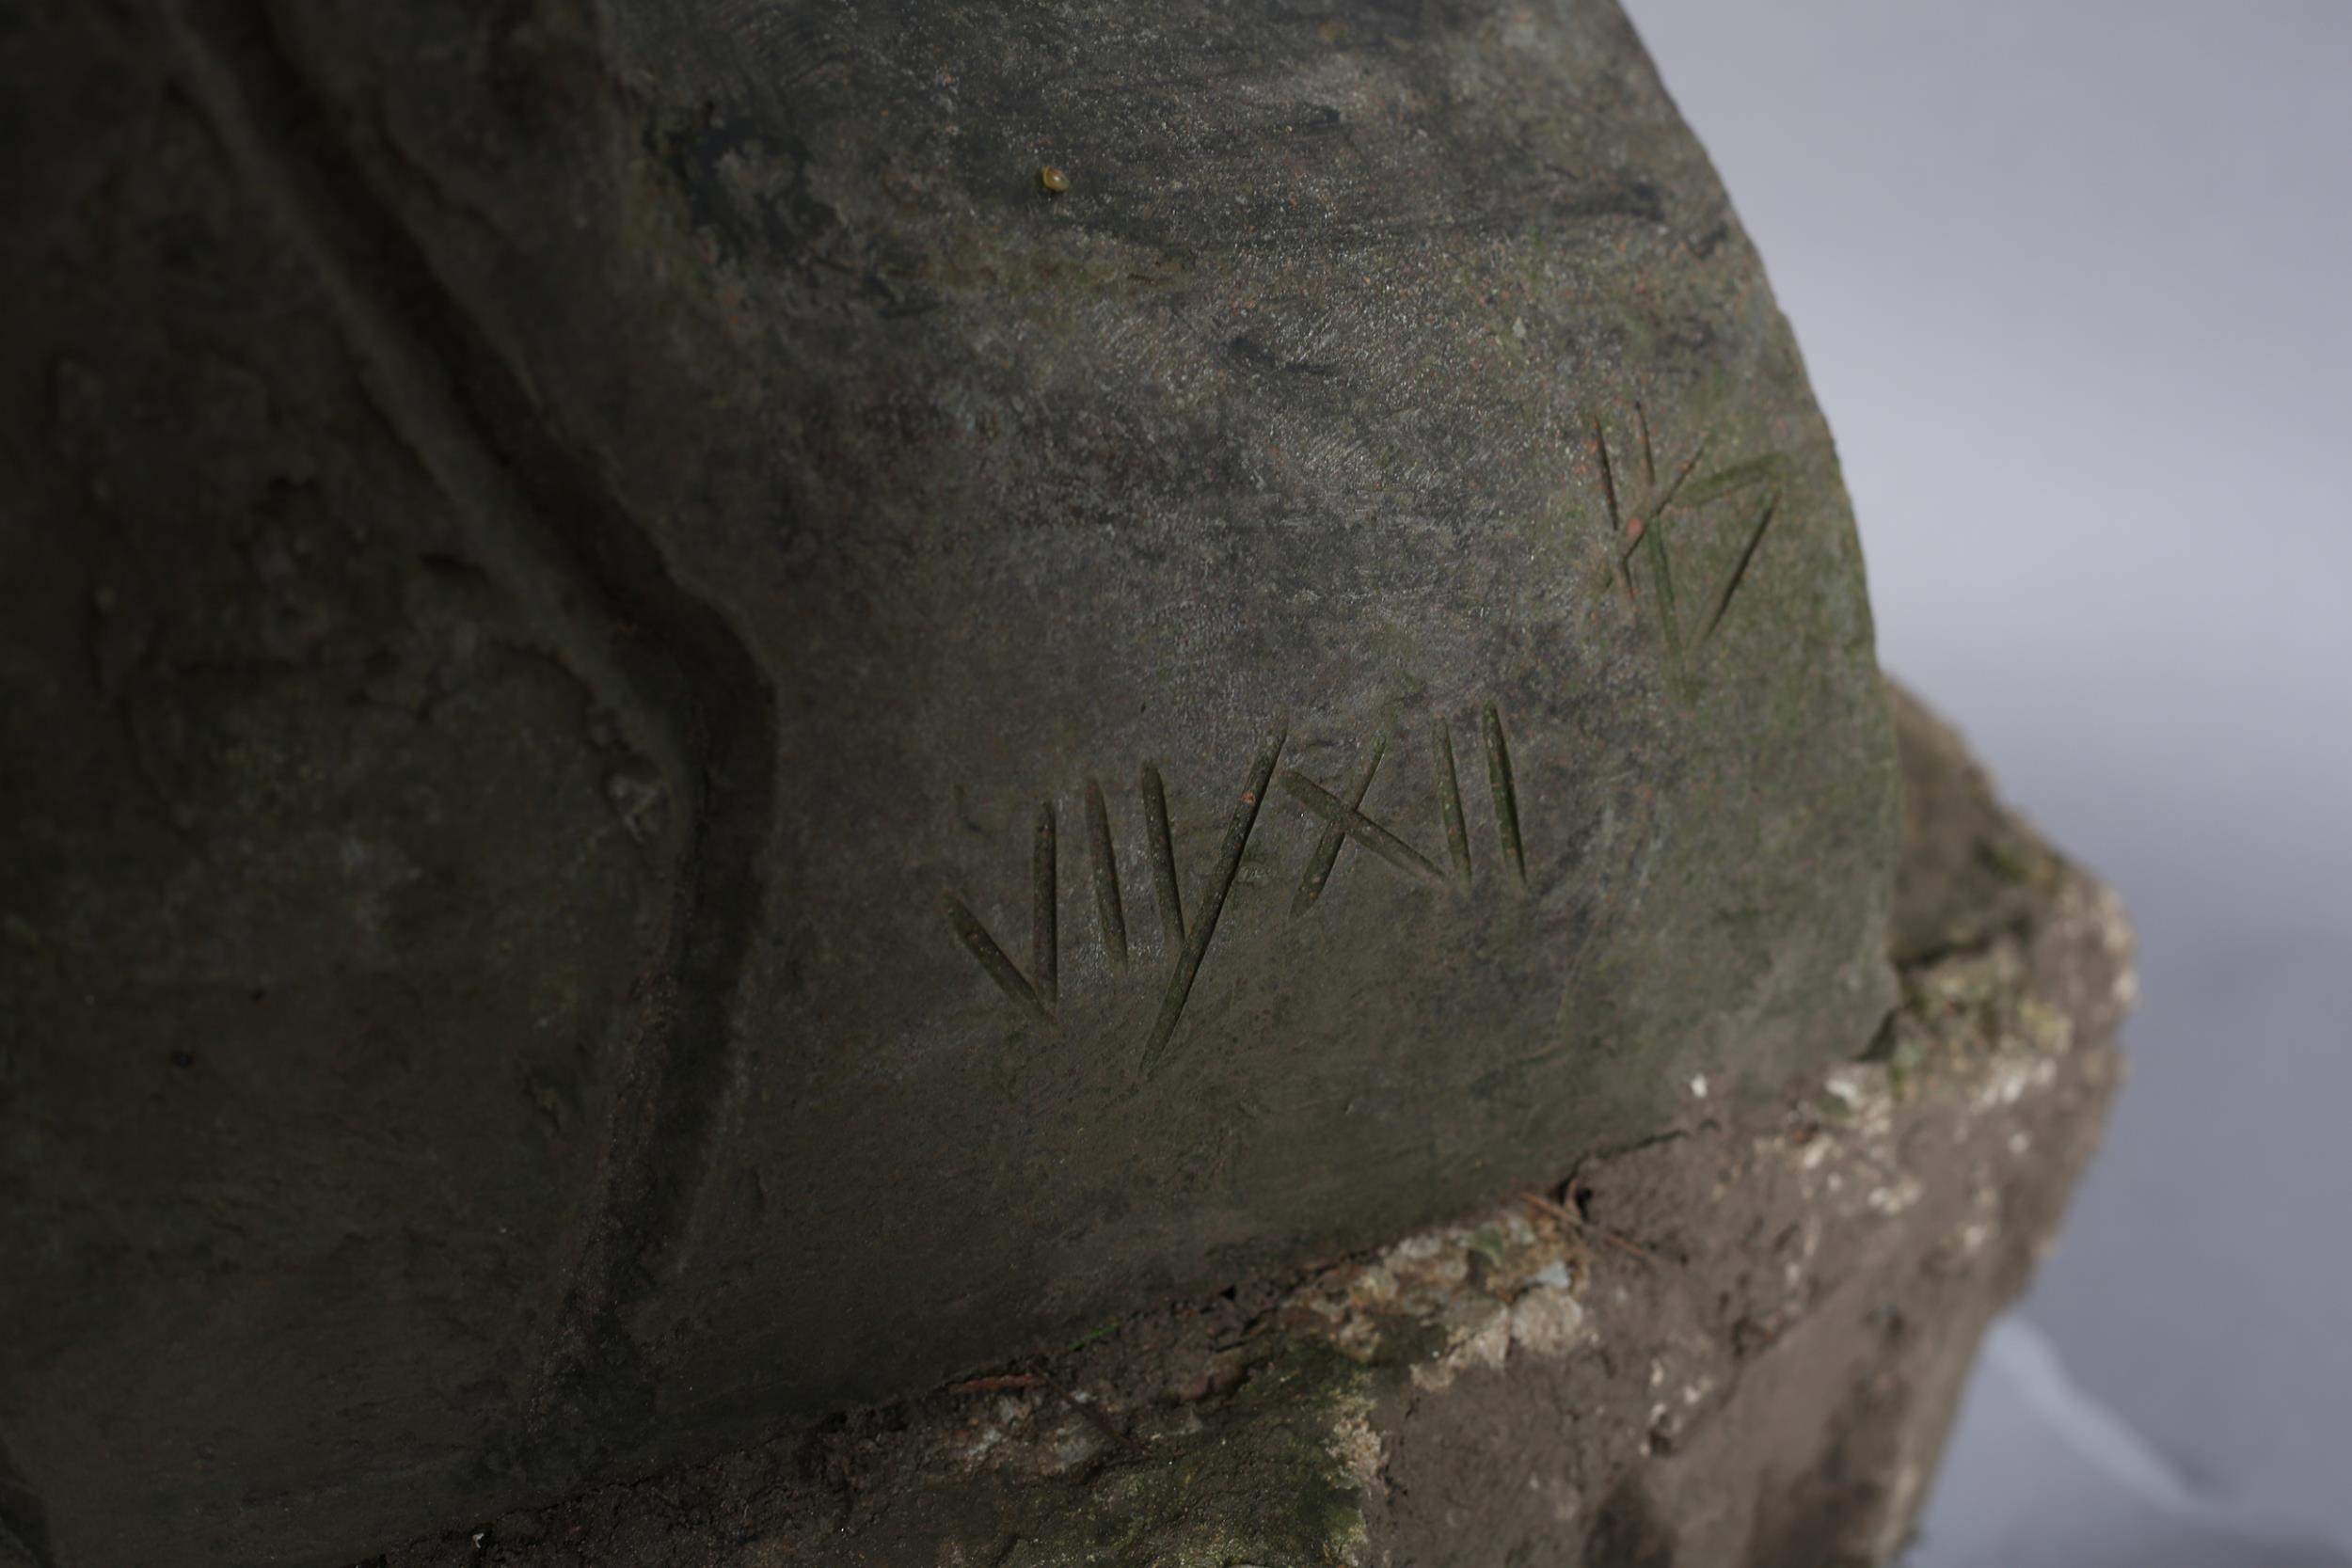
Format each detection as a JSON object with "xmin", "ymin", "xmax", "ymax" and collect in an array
[{"xmin": 1619, "ymin": 1, "xmax": 2351, "ymax": 1561}]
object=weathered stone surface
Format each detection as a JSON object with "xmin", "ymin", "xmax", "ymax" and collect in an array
[
  {"xmin": 2, "ymin": 2, "xmax": 1897, "ymax": 1563},
  {"xmin": 364, "ymin": 687, "xmax": 2131, "ymax": 1568},
  {"xmin": 1889, "ymin": 685, "xmax": 2053, "ymax": 966}
]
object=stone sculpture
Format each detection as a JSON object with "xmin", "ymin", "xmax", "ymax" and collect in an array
[{"xmin": 0, "ymin": 2, "xmax": 2107, "ymax": 1563}]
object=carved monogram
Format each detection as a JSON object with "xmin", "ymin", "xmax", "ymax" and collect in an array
[{"xmin": 1588, "ymin": 403, "xmax": 1787, "ymax": 660}]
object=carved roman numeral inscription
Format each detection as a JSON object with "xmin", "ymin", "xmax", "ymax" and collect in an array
[{"xmin": 944, "ymin": 707, "xmax": 1532, "ymax": 1066}]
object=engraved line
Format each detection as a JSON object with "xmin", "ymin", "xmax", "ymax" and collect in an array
[
  {"xmin": 1593, "ymin": 416, "xmax": 1625, "ymax": 534},
  {"xmin": 1032, "ymin": 801, "xmax": 1057, "ymax": 1014},
  {"xmin": 1635, "ymin": 400, "xmax": 1657, "ymax": 487},
  {"xmin": 1482, "ymin": 705, "xmax": 1527, "ymax": 886},
  {"xmin": 1143, "ymin": 728, "xmax": 1285, "ymax": 1072},
  {"xmin": 1620, "ymin": 435, "xmax": 1711, "ymax": 572},
  {"xmin": 1291, "ymin": 733, "xmax": 1388, "ymax": 915},
  {"xmin": 943, "ymin": 892, "xmax": 1052, "ymax": 1023},
  {"xmin": 1278, "ymin": 769, "xmax": 1448, "ymax": 888},
  {"xmin": 1677, "ymin": 452, "xmax": 1782, "ymax": 511},
  {"xmin": 1085, "ymin": 780, "xmax": 1129, "ymax": 969},
  {"xmin": 1592, "ymin": 417, "xmax": 1637, "ymax": 606},
  {"xmin": 1700, "ymin": 492, "xmax": 1781, "ymax": 645},
  {"xmin": 1652, "ymin": 431, "xmax": 1712, "ymax": 516},
  {"xmin": 1141, "ymin": 763, "xmax": 1184, "ymax": 952},
  {"xmin": 1644, "ymin": 517, "xmax": 1683, "ymax": 661},
  {"xmin": 1433, "ymin": 717, "xmax": 1472, "ymax": 885}
]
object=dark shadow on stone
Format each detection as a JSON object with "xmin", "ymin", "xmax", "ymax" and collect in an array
[
  {"xmin": 0, "ymin": 1434, "xmax": 58, "ymax": 1568},
  {"xmin": 1585, "ymin": 1478, "xmax": 1679, "ymax": 1568},
  {"xmin": 163, "ymin": 0, "xmax": 785, "ymax": 1483},
  {"xmin": 1744, "ymin": 1367, "xmax": 1916, "ymax": 1568}
]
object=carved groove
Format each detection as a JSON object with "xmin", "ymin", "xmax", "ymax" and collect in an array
[
  {"xmin": 1646, "ymin": 434, "xmax": 1712, "ymax": 525},
  {"xmin": 950, "ymin": 702, "xmax": 1546, "ymax": 1028},
  {"xmin": 1592, "ymin": 415, "xmax": 1635, "ymax": 606},
  {"xmin": 1677, "ymin": 452, "xmax": 1780, "ymax": 510},
  {"xmin": 1483, "ymin": 705, "xmax": 1526, "ymax": 885},
  {"xmin": 943, "ymin": 892, "xmax": 1053, "ymax": 1023},
  {"xmin": 1032, "ymin": 803, "xmax": 1058, "ymax": 1013},
  {"xmin": 1643, "ymin": 514, "xmax": 1683, "ymax": 661},
  {"xmin": 1142, "ymin": 763, "xmax": 1184, "ymax": 950},
  {"xmin": 942, "ymin": 800, "xmax": 1061, "ymax": 1021},
  {"xmin": 1277, "ymin": 768, "xmax": 1447, "ymax": 888},
  {"xmin": 1434, "ymin": 718, "xmax": 1473, "ymax": 885},
  {"xmin": 1291, "ymin": 734, "xmax": 1388, "ymax": 914},
  {"xmin": 1701, "ymin": 492, "xmax": 1780, "ymax": 644},
  {"xmin": 1143, "ymin": 728, "xmax": 1285, "ymax": 1072},
  {"xmin": 1594, "ymin": 414, "xmax": 1625, "ymax": 531},
  {"xmin": 1085, "ymin": 780, "xmax": 1129, "ymax": 969},
  {"xmin": 1600, "ymin": 404, "xmax": 1792, "ymax": 659}
]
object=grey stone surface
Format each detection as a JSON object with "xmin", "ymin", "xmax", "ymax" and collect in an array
[
  {"xmin": 366, "ymin": 686, "xmax": 2130, "ymax": 1568},
  {"xmin": 1, "ymin": 2, "xmax": 1895, "ymax": 1564}
]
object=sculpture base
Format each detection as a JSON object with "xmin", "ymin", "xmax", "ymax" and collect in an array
[{"xmin": 366, "ymin": 684, "xmax": 2128, "ymax": 1568}]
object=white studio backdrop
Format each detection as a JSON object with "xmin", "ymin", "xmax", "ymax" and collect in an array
[{"xmin": 1619, "ymin": 0, "xmax": 2352, "ymax": 1557}]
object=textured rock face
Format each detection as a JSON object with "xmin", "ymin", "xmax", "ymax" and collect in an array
[
  {"xmin": 363, "ymin": 687, "xmax": 2130, "ymax": 1568},
  {"xmin": 2, "ymin": 2, "xmax": 1896, "ymax": 1564}
]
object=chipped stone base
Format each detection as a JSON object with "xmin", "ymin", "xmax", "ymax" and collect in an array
[{"xmin": 376, "ymin": 689, "xmax": 2128, "ymax": 1568}]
